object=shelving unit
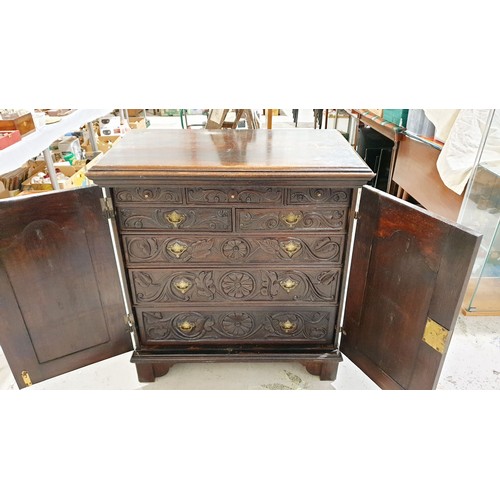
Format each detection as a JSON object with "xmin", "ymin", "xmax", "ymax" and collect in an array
[{"xmin": 0, "ymin": 109, "xmax": 112, "ymax": 189}]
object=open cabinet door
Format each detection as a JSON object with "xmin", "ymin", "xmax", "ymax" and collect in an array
[
  {"xmin": 0, "ymin": 186, "xmax": 133, "ymax": 388},
  {"xmin": 341, "ymin": 186, "xmax": 481, "ymax": 390}
]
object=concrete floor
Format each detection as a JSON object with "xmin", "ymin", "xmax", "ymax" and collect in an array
[{"xmin": 1, "ymin": 109, "xmax": 499, "ymax": 390}]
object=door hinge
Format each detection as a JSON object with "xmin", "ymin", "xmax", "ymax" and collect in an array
[
  {"xmin": 124, "ymin": 314, "xmax": 137, "ymax": 334},
  {"xmin": 354, "ymin": 211, "xmax": 359, "ymax": 220},
  {"xmin": 21, "ymin": 370, "xmax": 32, "ymax": 387},
  {"xmin": 100, "ymin": 196, "xmax": 115, "ymax": 219}
]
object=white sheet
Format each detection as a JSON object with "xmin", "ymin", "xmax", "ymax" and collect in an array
[{"xmin": 433, "ymin": 109, "xmax": 500, "ymax": 195}]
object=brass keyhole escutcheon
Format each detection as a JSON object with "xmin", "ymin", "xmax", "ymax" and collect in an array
[
  {"xmin": 281, "ymin": 212, "xmax": 302, "ymax": 227},
  {"xmin": 280, "ymin": 278, "xmax": 298, "ymax": 293},
  {"xmin": 279, "ymin": 320, "xmax": 297, "ymax": 332},
  {"xmin": 174, "ymin": 278, "xmax": 192, "ymax": 294},
  {"xmin": 281, "ymin": 240, "xmax": 301, "ymax": 257},
  {"xmin": 178, "ymin": 320, "xmax": 195, "ymax": 333},
  {"xmin": 167, "ymin": 241, "xmax": 188, "ymax": 258},
  {"xmin": 165, "ymin": 210, "xmax": 186, "ymax": 228}
]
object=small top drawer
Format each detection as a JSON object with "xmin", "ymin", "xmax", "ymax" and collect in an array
[
  {"xmin": 288, "ymin": 188, "xmax": 352, "ymax": 205},
  {"xmin": 113, "ymin": 187, "xmax": 183, "ymax": 204},
  {"xmin": 186, "ymin": 186, "xmax": 284, "ymax": 205}
]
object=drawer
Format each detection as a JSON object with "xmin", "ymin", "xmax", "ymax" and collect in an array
[
  {"xmin": 237, "ymin": 208, "xmax": 348, "ymax": 232},
  {"xmin": 122, "ymin": 233, "xmax": 346, "ymax": 266},
  {"xmin": 113, "ymin": 186, "xmax": 183, "ymax": 204},
  {"xmin": 116, "ymin": 206, "xmax": 232, "ymax": 232},
  {"xmin": 135, "ymin": 306, "xmax": 337, "ymax": 345},
  {"xmin": 288, "ymin": 187, "xmax": 352, "ymax": 205},
  {"xmin": 186, "ymin": 186, "xmax": 284, "ymax": 204},
  {"xmin": 129, "ymin": 267, "xmax": 342, "ymax": 304}
]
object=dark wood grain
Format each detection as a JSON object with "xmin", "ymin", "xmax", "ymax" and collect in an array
[
  {"xmin": 0, "ymin": 187, "xmax": 133, "ymax": 388},
  {"xmin": 87, "ymin": 129, "xmax": 374, "ymax": 185},
  {"xmin": 342, "ymin": 187, "xmax": 480, "ymax": 390}
]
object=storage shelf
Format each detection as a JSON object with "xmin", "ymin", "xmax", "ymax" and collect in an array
[{"xmin": 0, "ymin": 109, "xmax": 112, "ymax": 175}]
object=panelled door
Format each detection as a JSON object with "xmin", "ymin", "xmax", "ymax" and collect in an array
[
  {"xmin": 342, "ymin": 186, "xmax": 481, "ymax": 389},
  {"xmin": 0, "ymin": 186, "xmax": 133, "ymax": 388}
]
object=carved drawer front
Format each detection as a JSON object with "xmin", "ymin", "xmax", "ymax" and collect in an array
[
  {"xmin": 136, "ymin": 307, "xmax": 337, "ymax": 345},
  {"xmin": 129, "ymin": 267, "xmax": 342, "ymax": 304},
  {"xmin": 113, "ymin": 187, "xmax": 183, "ymax": 204},
  {"xmin": 288, "ymin": 188, "xmax": 352, "ymax": 205},
  {"xmin": 237, "ymin": 208, "xmax": 348, "ymax": 232},
  {"xmin": 116, "ymin": 206, "xmax": 232, "ymax": 232},
  {"xmin": 122, "ymin": 233, "xmax": 346, "ymax": 266},
  {"xmin": 186, "ymin": 186, "xmax": 284, "ymax": 204}
]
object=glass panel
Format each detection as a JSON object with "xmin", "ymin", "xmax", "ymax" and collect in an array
[{"xmin": 459, "ymin": 109, "xmax": 500, "ymax": 314}]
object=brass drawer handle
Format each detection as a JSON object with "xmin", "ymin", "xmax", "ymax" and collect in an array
[
  {"xmin": 280, "ymin": 240, "xmax": 301, "ymax": 257},
  {"xmin": 178, "ymin": 320, "xmax": 195, "ymax": 333},
  {"xmin": 165, "ymin": 210, "xmax": 186, "ymax": 228},
  {"xmin": 281, "ymin": 212, "xmax": 302, "ymax": 227},
  {"xmin": 280, "ymin": 278, "xmax": 299, "ymax": 293},
  {"xmin": 279, "ymin": 320, "xmax": 297, "ymax": 332},
  {"xmin": 173, "ymin": 278, "xmax": 192, "ymax": 294},
  {"xmin": 167, "ymin": 241, "xmax": 188, "ymax": 258}
]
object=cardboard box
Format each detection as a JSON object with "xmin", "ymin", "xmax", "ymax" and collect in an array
[
  {"xmin": 129, "ymin": 117, "xmax": 146, "ymax": 129},
  {"xmin": 0, "ymin": 181, "xmax": 20, "ymax": 199},
  {"xmin": 97, "ymin": 135, "xmax": 121, "ymax": 153},
  {"xmin": 127, "ymin": 109, "xmax": 143, "ymax": 117},
  {"xmin": 20, "ymin": 152, "xmax": 103, "ymax": 191},
  {"xmin": 0, "ymin": 113, "xmax": 36, "ymax": 136}
]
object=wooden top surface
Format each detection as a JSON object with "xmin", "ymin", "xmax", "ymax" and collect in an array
[{"xmin": 88, "ymin": 129, "xmax": 374, "ymax": 183}]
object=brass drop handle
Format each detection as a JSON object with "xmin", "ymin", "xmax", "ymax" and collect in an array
[
  {"xmin": 165, "ymin": 210, "xmax": 186, "ymax": 228},
  {"xmin": 173, "ymin": 278, "xmax": 192, "ymax": 294},
  {"xmin": 167, "ymin": 241, "xmax": 188, "ymax": 258},
  {"xmin": 280, "ymin": 240, "xmax": 301, "ymax": 257},
  {"xmin": 280, "ymin": 278, "xmax": 299, "ymax": 293},
  {"xmin": 178, "ymin": 320, "xmax": 195, "ymax": 333},
  {"xmin": 281, "ymin": 212, "xmax": 302, "ymax": 227},
  {"xmin": 279, "ymin": 320, "xmax": 297, "ymax": 332}
]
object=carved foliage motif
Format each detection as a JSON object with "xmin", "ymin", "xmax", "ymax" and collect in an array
[
  {"xmin": 131, "ymin": 268, "xmax": 340, "ymax": 303},
  {"xmin": 124, "ymin": 235, "xmax": 343, "ymax": 264},
  {"xmin": 118, "ymin": 208, "xmax": 231, "ymax": 231},
  {"xmin": 114, "ymin": 187, "xmax": 182, "ymax": 203},
  {"xmin": 187, "ymin": 187, "xmax": 283, "ymax": 204},
  {"xmin": 238, "ymin": 209, "xmax": 347, "ymax": 231},
  {"xmin": 142, "ymin": 310, "xmax": 332, "ymax": 342},
  {"xmin": 126, "ymin": 237, "xmax": 215, "ymax": 263},
  {"xmin": 289, "ymin": 188, "xmax": 351, "ymax": 205}
]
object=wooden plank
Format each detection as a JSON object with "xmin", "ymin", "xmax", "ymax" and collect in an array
[{"xmin": 392, "ymin": 135, "xmax": 464, "ymax": 221}]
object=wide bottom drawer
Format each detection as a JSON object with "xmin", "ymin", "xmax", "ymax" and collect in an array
[{"xmin": 135, "ymin": 306, "xmax": 338, "ymax": 346}]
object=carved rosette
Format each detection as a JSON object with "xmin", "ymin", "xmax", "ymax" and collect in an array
[
  {"xmin": 220, "ymin": 271, "xmax": 255, "ymax": 299},
  {"xmin": 222, "ymin": 239, "xmax": 250, "ymax": 260}
]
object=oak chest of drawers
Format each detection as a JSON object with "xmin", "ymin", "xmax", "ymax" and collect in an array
[
  {"xmin": 0, "ymin": 129, "xmax": 480, "ymax": 389},
  {"xmin": 91, "ymin": 128, "xmax": 372, "ymax": 382}
]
